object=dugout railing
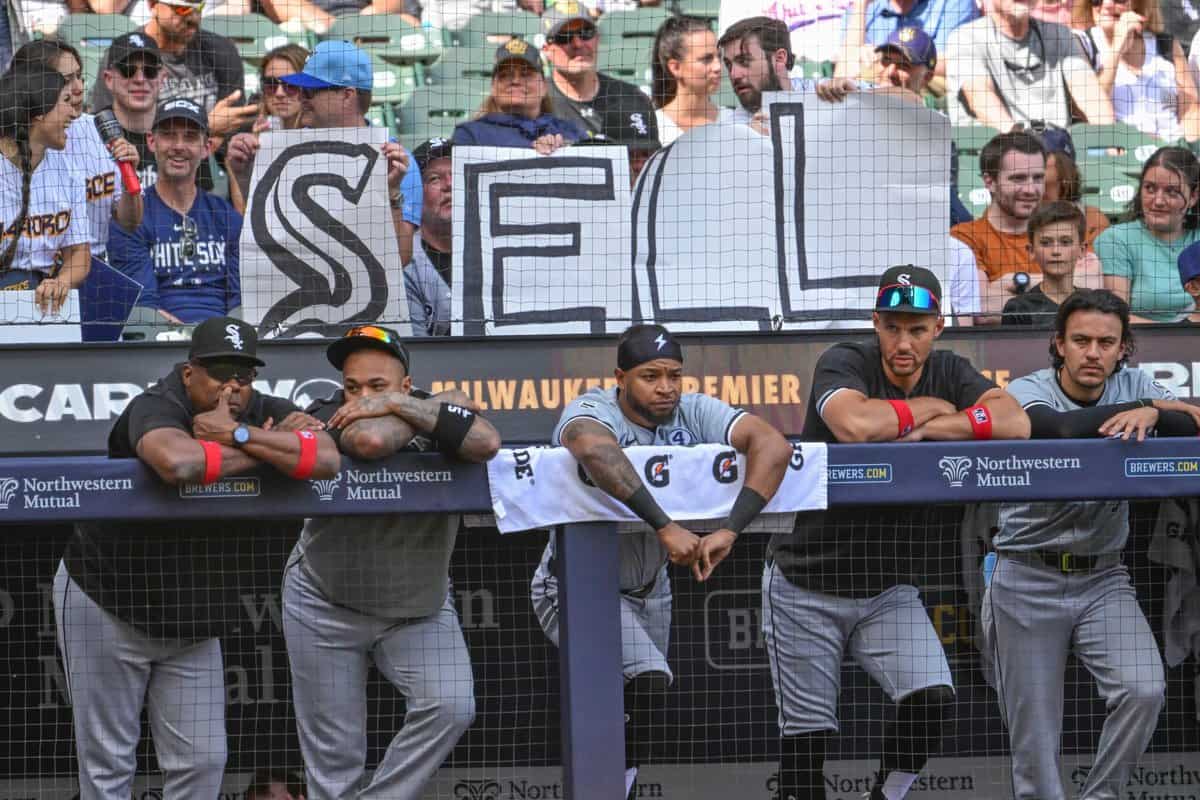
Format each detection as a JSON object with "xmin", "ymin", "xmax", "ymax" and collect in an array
[{"xmin": 2, "ymin": 438, "xmax": 1199, "ymax": 798}]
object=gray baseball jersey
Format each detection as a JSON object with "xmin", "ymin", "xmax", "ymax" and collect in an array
[
  {"xmin": 550, "ymin": 386, "xmax": 745, "ymax": 591},
  {"xmin": 995, "ymin": 367, "xmax": 1174, "ymax": 555}
]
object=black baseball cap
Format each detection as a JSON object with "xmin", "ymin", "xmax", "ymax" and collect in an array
[
  {"xmin": 326, "ymin": 325, "xmax": 411, "ymax": 372},
  {"xmin": 154, "ymin": 97, "xmax": 209, "ymax": 133},
  {"xmin": 875, "ymin": 265, "xmax": 942, "ymax": 315},
  {"xmin": 189, "ymin": 317, "xmax": 265, "ymax": 365},
  {"xmin": 413, "ymin": 137, "xmax": 453, "ymax": 172},
  {"xmin": 493, "ymin": 38, "xmax": 542, "ymax": 75},
  {"xmin": 107, "ymin": 31, "xmax": 162, "ymax": 68}
]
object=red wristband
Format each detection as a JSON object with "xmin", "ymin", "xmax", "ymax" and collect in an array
[
  {"xmin": 199, "ymin": 440, "xmax": 222, "ymax": 484},
  {"xmin": 887, "ymin": 399, "xmax": 915, "ymax": 437},
  {"xmin": 966, "ymin": 405, "xmax": 993, "ymax": 440},
  {"xmin": 291, "ymin": 430, "xmax": 318, "ymax": 480}
]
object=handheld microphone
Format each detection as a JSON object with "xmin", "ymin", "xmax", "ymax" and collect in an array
[{"xmin": 93, "ymin": 110, "xmax": 141, "ymax": 196}]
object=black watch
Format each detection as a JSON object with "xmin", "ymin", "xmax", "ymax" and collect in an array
[
  {"xmin": 1012, "ymin": 271, "xmax": 1030, "ymax": 294},
  {"xmin": 232, "ymin": 424, "xmax": 252, "ymax": 447}
]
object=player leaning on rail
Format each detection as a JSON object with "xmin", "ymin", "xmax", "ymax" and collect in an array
[
  {"xmin": 531, "ymin": 323, "xmax": 793, "ymax": 800},
  {"xmin": 764, "ymin": 266, "xmax": 1031, "ymax": 800},
  {"xmin": 282, "ymin": 324, "xmax": 500, "ymax": 800},
  {"xmin": 53, "ymin": 316, "xmax": 339, "ymax": 800},
  {"xmin": 983, "ymin": 288, "xmax": 1200, "ymax": 800}
]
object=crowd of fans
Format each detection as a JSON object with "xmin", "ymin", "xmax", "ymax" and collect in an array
[{"xmin": 1, "ymin": 0, "xmax": 1200, "ymax": 333}]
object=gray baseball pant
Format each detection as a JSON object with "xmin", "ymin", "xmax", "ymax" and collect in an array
[
  {"xmin": 52, "ymin": 562, "xmax": 227, "ymax": 800},
  {"xmin": 761, "ymin": 562, "xmax": 954, "ymax": 735},
  {"xmin": 282, "ymin": 562, "xmax": 475, "ymax": 800},
  {"xmin": 981, "ymin": 555, "xmax": 1164, "ymax": 800},
  {"xmin": 530, "ymin": 545, "xmax": 674, "ymax": 682}
]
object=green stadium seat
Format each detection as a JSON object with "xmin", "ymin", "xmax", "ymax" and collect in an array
[
  {"xmin": 951, "ymin": 124, "xmax": 1002, "ymax": 160},
  {"xmin": 430, "ymin": 46, "xmax": 498, "ymax": 81},
  {"xmin": 370, "ymin": 57, "xmax": 418, "ymax": 106},
  {"xmin": 1069, "ymin": 122, "xmax": 1160, "ymax": 173},
  {"xmin": 600, "ymin": 43, "xmax": 651, "ymax": 87},
  {"xmin": 55, "ymin": 13, "xmax": 138, "ymax": 51},
  {"xmin": 675, "ymin": 0, "xmax": 720, "ymax": 23},
  {"xmin": 204, "ymin": 14, "xmax": 297, "ymax": 64},
  {"xmin": 326, "ymin": 14, "xmax": 444, "ymax": 67},
  {"xmin": 599, "ymin": 7, "xmax": 672, "ymax": 44},
  {"xmin": 399, "ymin": 80, "xmax": 489, "ymax": 148},
  {"xmin": 1079, "ymin": 159, "xmax": 1141, "ymax": 220},
  {"xmin": 449, "ymin": 11, "xmax": 544, "ymax": 49}
]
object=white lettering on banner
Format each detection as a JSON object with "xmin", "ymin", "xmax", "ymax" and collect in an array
[
  {"xmin": 239, "ymin": 127, "xmax": 406, "ymax": 337},
  {"xmin": 1140, "ymin": 362, "xmax": 1200, "ymax": 398},
  {"xmin": 486, "ymin": 443, "xmax": 827, "ymax": 534},
  {"xmin": 451, "ymin": 146, "xmax": 633, "ymax": 337}
]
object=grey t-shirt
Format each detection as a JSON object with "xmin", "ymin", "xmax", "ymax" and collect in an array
[
  {"xmin": 403, "ymin": 232, "xmax": 451, "ymax": 337},
  {"xmin": 550, "ymin": 387, "xmax": 745, "ymax": 590},
  {"xmin": 947, "ymin": 17, "xmax": 1091, "ymax": 127},
  {"xmin": 995, "ymin": 366, "xmax": 1174, "ymax": 554},
  {"xmin": 295, "ymin": 389, "xmax": 458, "ymax": 619}
]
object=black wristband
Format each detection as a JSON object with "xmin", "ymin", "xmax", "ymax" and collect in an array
[
  {"xmin": 433, "ymin": 402, "xmax": 475, "ymax": 455},
  {"xmin": 724, "ymin": 486, "xmax": 768, "ymax": 534},
  {"xmin": 624, "ymin": 486, "xmax": 671, "ymax": 531}
]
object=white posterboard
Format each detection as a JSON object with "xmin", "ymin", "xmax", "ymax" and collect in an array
[
  {"xmin": 632, "ymin": 90, "xmax": 950, "ymax": 331},
  {"xmin": 0, "ymin": 291, "xmax": 82, "ymax": 344},
  {"xmin": 451, "ymin": 145, "xmax": 633, "ymax": 337},
  {"xmin": 239, "ymin": 127, "xmax": 407, "ymax": 338}
]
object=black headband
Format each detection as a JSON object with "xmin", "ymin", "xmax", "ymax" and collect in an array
[{"xmin": 617, "ymin": 329, "xmax": 683, "ymax": 371}]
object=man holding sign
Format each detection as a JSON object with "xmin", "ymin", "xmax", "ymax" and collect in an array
[{"xmin": 530, "ymin": 323, "xmax": 792, "ymax": 800}]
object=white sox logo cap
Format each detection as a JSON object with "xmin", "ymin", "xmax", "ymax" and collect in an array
[{"xmin": 189, "ymin": 317, "xmax": 265, "ymax": 365}]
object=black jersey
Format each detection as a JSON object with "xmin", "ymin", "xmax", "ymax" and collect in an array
[{"xmin": 768, "ymin": 341, "xmax": 996, "ymax": 597}]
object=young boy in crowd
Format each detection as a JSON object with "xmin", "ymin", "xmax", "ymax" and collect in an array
[{"xmin": 1003, "ymin": 201, "xmax": 1085, "ymax": 327}]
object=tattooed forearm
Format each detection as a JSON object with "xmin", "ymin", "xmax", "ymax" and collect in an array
[
  {"xmin": 580, "ymin": 441, "xmax": 644, "ymax": 500},
  {"xmin": 341, "ymin": 415, "xmax": 416, "ymax": 460}
]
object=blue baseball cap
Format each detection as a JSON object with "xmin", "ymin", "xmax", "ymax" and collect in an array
[
  {"xmin": 280, "ymin": 40, "xmax": 372, "ymax": 91},
  {"xmin": 1179, "ymin": 241, "xmax": 1200, "ymax": 286},
  {"xmin": 875, "ymin": 26, "xmax": 937, "ymax": 70}
]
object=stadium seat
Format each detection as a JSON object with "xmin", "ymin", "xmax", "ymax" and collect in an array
[
  {"xmin": 1079, "ymin": 159, "xmax": 1140, "ymax": 220},
  {"xmin": 204, "ymin": 14, "xmax": 296, "ymax": 64},
  {"xmin": 599, "ymin": 7, "xmax": 673, "ymax": 44},
  {"xmin": 674, "ymin": 0, "xmax": 720, "ymax": 23},
  {"xmin": 1069, "ymin": 122, "xmax": 1160, "ymax": 173},
  {"xmin": 448, "ymin": 11, "xmax": 543, "ymax": 50},
  {"xmin": 325, "ymin": 14, "xmax": 444, "ymax": 68},
  {"xmin": 54, "ymin": 13, "xmax": 137, "ymax": 51},
  {"xmin": 399, "ymin": 79, "xmax": 488, "ymax": 148},
  {"xmin": 430, "ymin": 46, "xmax": 497, "ymax": 81},
  {"xmin": 370, "ymin": 57, "xmax": 418, "ymax": 107},
  {"xmin": 600, "ymin": 43, "xmax": 651, "ymax": 88}
]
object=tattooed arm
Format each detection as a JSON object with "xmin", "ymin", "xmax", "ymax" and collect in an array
[
  {"xmin": 560, "ymin": 418, "xmax": 700, "ymax": 569},
  {"xmin": 330, "ymin": 391, "xmax": 500, "ymax": 462}
]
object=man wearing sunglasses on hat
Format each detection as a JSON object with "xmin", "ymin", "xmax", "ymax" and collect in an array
[
  {"xmin": 91, "ymin": 0, "xmax": 254, "ymax": 153},
  {"xmin": 108, "ymin": 98, "xmax": 242, "ymax": 326},
  {"xmin": 100, "ymin": 32, "xmax": 166, "ymax": 190},
  {"xmin": 530, "ymin": 323, "xmax": 792, "ymax": 800},
  {"xmin": 541, "ymin": 1, "xmax": 662, "ymax": 153},
  {"xmin": 281, "ymin": 324, "xmax": 500, "ymax": 800},
  {"xmin": 763, "ymin": 266, "xmax": 1029, "ymax": 800},
  {"xmin": 53, "ymin": 315, "xmax": 339, "ymax": 800}
]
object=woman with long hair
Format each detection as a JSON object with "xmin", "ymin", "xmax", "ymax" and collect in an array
[
  {"xmin": 12, "ymin": 39, "xmax": 142, "ymax": 258},
  {"xmin": 1072, "ymin": 0, "xmax": 1200, "ymax": 140},
  {"xmin": 259, "ymin": 43, "xmax": 310, "ymax": 131},
  {"xmin": 452, "ymin": 40, "xmax": 582, "ymax": 153},
  {"xmin": 1096, "ymin": 146, "xmax": 1200, "ymax": 322},
  {"xmin": 0, "ymin": 65, "xmax": 91, "ymax": 315},
  {"xmin": 651, "ymin": 15, "xmax": 730, "ymax": 145},
  {"xmin": 1043, "ymin": 149, "xmax": 1110, "ymax": 247},
  {"xmin": 227, "ymin": 43, "xmax": 310, "ymax": 213}
]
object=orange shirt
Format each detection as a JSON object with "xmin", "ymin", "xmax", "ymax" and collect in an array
[{"xmin": 951, "ymin": 217, "xmax": 1040, "ymax": 282}]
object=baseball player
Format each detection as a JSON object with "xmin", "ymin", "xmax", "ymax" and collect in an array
[
  {"xmin": 283, "ymin": 324, "xmax": 501, "ymax": 800},
  {"xmin": 983, "ymin": 288, "xmax": 1200, "ymax": 800},
  {"xmin": 53, "ymin": 316, "xmax": 339, "ymax": 800},
  {"xmin": 531, "ymin": 323, "xmax": 792, "ymax": 799},
  {"xmin": 764, "ymin": 266, "xmax": 1030, "ymax": 800}
]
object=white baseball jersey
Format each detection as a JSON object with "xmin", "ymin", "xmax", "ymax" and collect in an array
[
  {"xmin": 67, "ymin": 113, "xmax": 123, "ymax": 257},
  {"xmin": 0, "ymin": 149, "xmax": 90, "ymax": 273}
]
